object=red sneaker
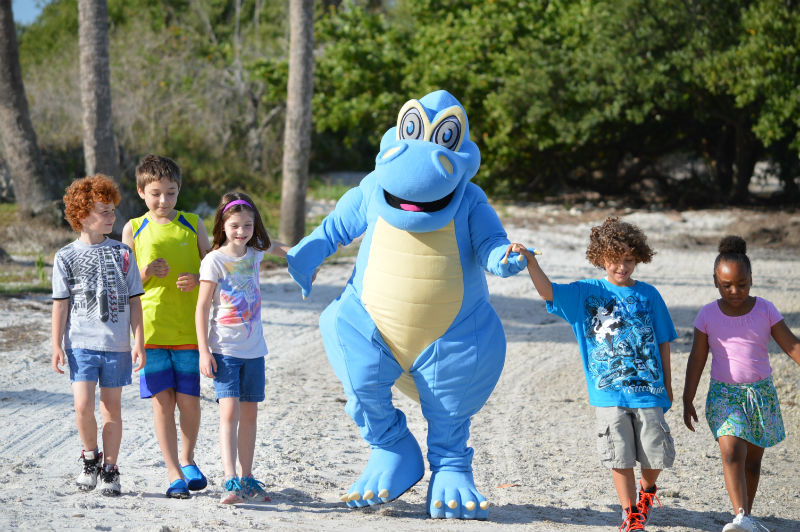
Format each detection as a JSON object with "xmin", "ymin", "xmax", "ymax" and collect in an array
[
  {"xmin": 619, "ymin": 507, "xmax": 646, "ymax": 531},
  {"xmin": 636, "ymin": 481, "xmax": 662, "ymax": 524}
]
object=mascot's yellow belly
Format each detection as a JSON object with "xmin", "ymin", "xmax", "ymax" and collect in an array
[{"xmin": 362, "ymin": 217, "xmax": 463, "ymax": 400}]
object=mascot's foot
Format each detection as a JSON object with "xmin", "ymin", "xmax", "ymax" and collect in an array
[
  {"xmin": 426, "ymin": 470, "xmax": 489, "ymax": 520},
  {"xmin": 342, "ymin": 432, "xmax": 424, "ymax": 508}
]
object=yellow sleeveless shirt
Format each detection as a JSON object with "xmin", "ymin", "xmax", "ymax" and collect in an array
[{"xmin": 130, "ymin": 211, "xmax": 201, "ymax": 346}]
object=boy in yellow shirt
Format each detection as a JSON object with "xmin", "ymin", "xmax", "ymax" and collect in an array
[{"xmin": 122, "ymin": 155, "xmax": 211, "ymax": 498}]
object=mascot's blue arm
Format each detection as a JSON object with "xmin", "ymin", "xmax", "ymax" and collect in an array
[
  {"xmin": 467, "ymin": 189, "xmax": 528, "ymax": 278},
  {"xmin": 287, "ymin": 186, "xmax": 368, "ymax": 297}
]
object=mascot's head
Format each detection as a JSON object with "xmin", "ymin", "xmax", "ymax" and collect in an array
[{"xmin": 372, "ymin": 90, "xmax": 480, "ymax": 232}]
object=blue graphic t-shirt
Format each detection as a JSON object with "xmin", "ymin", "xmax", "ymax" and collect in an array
[{"xmin": 546, "ymin": 278, "xmax": 677, "ymax": 410}]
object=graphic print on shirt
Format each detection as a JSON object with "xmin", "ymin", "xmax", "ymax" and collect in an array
[
  {"xmin": 584, "ymin": 295, "xmax": 661, "ymax": 394},
  {"xmin": 61, "ymin": 244, "xmax": 132, "ymax": 324},
  {"xmin": 217, "ymin": 256, "xmax": 261, "ymax": 337}
]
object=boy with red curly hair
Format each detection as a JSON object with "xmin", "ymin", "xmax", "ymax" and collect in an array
[
  {"xmin": 509, "ymin": 216, "xmax": 677, "ymax": 532},
  {"xmin": 51, "ymin": 174, "xmax": 146, "ymax": 497}
]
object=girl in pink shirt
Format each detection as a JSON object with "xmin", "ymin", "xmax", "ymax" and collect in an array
[{"xmin": 683, "ymin": 236, "xmax": 800, "ymax": 532}]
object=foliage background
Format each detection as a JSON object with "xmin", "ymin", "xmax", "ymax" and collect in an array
[{"xmin": 7, "ymin": 0, "xmax": 800, "ymax": 211}]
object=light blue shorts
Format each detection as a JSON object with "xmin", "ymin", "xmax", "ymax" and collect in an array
[
  {"xmin": 212, "ymin": 354, "xmax": 265, "ymax": 402},
  {"xmin": 66, "ymin": 348, "xmax": 132, "ymax": 388},
  {"xmin": 139, "ymin": 348, "xmax": 200, "ymax": 398}
]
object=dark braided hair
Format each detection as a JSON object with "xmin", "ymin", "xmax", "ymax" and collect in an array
[{"xmin": 714, "ymin": 235, "xmax": 751, "ymax": 277}]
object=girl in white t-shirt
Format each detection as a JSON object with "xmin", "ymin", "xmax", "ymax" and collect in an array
[
  {"xmin": 682, "ymin": 236, "xmax": 800, "ymax": 532},
  {"xmin": 196, "ymin": 191, "xmax": 289, "ymax": 504}
]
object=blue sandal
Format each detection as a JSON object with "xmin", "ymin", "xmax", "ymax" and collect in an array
[
  {"xmin": 166, "ymin": 478, "xmax": 191, "ymax": 499},
  {"xmin": 180, "ymin": 463, "xmax": 208, "ymax": 491}
]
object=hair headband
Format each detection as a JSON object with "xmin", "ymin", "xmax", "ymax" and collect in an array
[{"xmin": 223, "ymin": 199, "xmax": 253, "ymax": 213}]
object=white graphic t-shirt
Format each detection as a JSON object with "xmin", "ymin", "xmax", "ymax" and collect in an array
[
  {"xmin": 52, "ymin": 238, "xmax": 144, "ymax": 352},
  {"xmin": 199, "ymin": 247, "xmax": 267, "ymax": 359}
]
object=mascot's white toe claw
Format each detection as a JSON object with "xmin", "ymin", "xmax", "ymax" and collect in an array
[
  {"xmin": 363, "ymin": 490, "xmax": 375, "ymax": 500},
  {"xmin": 447, "ymin": 499, "xmax": 458, "ymax": 509},
  {"xmin": 433, "ymin": 500, "xmax": 443, "ymax": 509},
  {"xmin": 348, "ymin": 492, "xmax": 361, "ymax": 501},
  {"xmin": 480, "ymin": 500, "xmax": 489, "ymax": 510},
  {"xmin": 378, "ymin": 489, "xmax": 389, "ymax": 498},
  {"xmin": 339, "ymin": 494, "xmax": 349, "ymax": 502},
  {"xmin": 465, "ymin": 501, "xmax": 476, "ymax": 511}
]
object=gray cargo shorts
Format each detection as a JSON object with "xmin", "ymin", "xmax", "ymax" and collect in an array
[{"xmin": 595, "ymin": 406, "xmax": 675, "ymax": 470}]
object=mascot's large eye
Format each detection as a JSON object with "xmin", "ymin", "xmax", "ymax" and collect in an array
[
  {"xmin": 431, "ymin": 117, "xmax": 461, "ymax": 151},
  {"xmin": 399, "ymin": 108, "xmax": 424, "ymax": 140}
]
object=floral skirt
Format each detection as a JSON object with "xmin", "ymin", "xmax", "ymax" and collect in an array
[{"xmin": 705, "ymin": 376, "xmax": 785, "ymax": 448}]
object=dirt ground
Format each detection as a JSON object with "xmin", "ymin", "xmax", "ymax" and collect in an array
[{"xmin": 1, "ymin": 203, "xmax": 799, "ymax": 532}]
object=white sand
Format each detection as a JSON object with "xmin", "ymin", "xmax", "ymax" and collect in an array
[{"xmin": 1, "ymin": 207, "xmax": 799, "ymax": 531}]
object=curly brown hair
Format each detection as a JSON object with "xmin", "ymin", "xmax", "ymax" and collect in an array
[
  {"xmin": 63, "ymin": 174, "xmax": 121, "ymax": 231},
  {"xmin": 585, "ymin": 216, "xmax": 654, "ymax": 268}
]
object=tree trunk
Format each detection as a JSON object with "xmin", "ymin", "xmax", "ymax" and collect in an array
[
  {"xmin": 279, "ymin": 0, "xmax": 314, "ymax": 246},
  {"xmin": 78, "ymin": 0, "xmax": 125, "ymax": 230},
  {"xmin": 731, "ymin": 123, "xmax": 758, "ymax": 204},
  {"xmin": 0, "ymin": 0, "xmax": 56, "ymax": 216}
]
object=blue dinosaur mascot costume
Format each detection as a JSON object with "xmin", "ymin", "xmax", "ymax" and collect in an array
[{"xmin": 287, "ymin": 90, "xmax": 530, "ymax": 519}]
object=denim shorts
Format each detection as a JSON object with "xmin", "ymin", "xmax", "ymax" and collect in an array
[
  {"xmin": 212, "ymin": 354, "xmax": 265, "ymax": 402},
  {"xmin": 139, "ymin": 348, "xmax": 201, "ymax": 398},
  {"xmin": 595, "ymin": 406, "xmax": 675, "ymax": 469},
  {"xmin": 66, "ymin": 348, "xmax": 132, "ymax": 388}
]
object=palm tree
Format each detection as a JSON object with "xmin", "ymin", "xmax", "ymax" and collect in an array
[
  {"xmin": 278, "ymin": 0, "xmax": 314, "ymax": 245},
  {"xmin": 0, "ymin": 0, "xmax": 55, "ymax": 216},
  {"xmin": 78, "ymin": 0, "xmax": 124, "ymax": 229}
]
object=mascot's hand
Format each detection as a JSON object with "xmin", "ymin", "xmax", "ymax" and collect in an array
[
  {"xmin": 497, "ymin": 246, "xmax": 539, "ymax": 276},
  {"xmin": 288, "ymin": 263, "xmax": 313, "ymax": 299}
]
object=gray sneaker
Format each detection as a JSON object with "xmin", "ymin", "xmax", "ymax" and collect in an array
[
  {"xmin": 240, "ymin": 475, "xmax": 271, "ymax": 502},
  {"xmin": 98, "ymin": 464, "xmax": 121, "ymax": 497},
  {"xmin": 76, "ymin": 450, "xmax": 102, "ymax": 491}
]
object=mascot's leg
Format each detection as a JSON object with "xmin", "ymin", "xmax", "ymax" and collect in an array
[
  {"xmin": 320, "ymin": 293, "xmax": 425, "ymax": 508},
  {"xmin": 414, "ymin": 306, "xmax": 505, "ymax": 520}
]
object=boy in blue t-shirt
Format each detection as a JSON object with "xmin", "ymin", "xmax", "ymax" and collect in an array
[{"xmin": 510, "ymin": 216, "xmax": 676, "ymax": 532}]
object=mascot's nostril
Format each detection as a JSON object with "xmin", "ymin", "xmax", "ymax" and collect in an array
[
  {"xmin": 433, "ymin": 151, "xmax": 454, "ymax": 177},
  {"xmin": 378, "ymin": 144, "xmax": 406, "ymax": 164},
  {"xmin": 439, "ymin": 154, "xmax": 453, "ymax": 174}
]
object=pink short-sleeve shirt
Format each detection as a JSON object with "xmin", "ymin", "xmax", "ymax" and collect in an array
[{"xmin": 693, "ymin": 297, "xmax": 783, "ymax": 384}]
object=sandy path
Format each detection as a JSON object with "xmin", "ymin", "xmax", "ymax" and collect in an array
[{"xmin": 1, "ymin": 209, "xmax": 799, "ymax": 531}]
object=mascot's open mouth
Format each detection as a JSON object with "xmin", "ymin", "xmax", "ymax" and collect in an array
[{"xmin": 384, "ymin": 189, "xmax": 455, "ymax": 213}]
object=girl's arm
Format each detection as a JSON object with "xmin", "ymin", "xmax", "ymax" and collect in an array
[
  {"xmin": 51, "ymin": 299, "xmax": 69, "ymax": 373},
  {"xmin": 195, "ymin": 280, "xmax": 217, "ymax": 379},
  {"xmin": 267, "ymin": 240, "xmax": 291, "ymax": 259},
  {"xmin": 659, "ymin": 341, "xmax": 672, "ymax": 404},
  {"xmin": 771, "ymin": 319, "xmax": 800, "ymax": 365},
  {"xmin": 129, "ymin": 296, "xmax": 146, "ymax": 372},
  {"xmin": 682, "ymin": 328, "xmax": 710, "ymax": 431},
  {"xmin": 510, "ymin": 243, "xmax": 553, "ymax": 301}
]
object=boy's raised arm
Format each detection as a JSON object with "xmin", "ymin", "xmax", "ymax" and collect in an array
[{"xmin": 511, "ymin": 243, "xmax": 553, "ymax": 301}]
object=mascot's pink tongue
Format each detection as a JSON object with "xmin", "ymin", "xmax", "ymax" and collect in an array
[{"xmin": 400, "ymin": 203, "xmax": 423, "ymax": 212}]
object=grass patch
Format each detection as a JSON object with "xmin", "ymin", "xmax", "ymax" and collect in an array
[
  {"xmin": 0, "ymin": 283, "xmax": 51, "ymax": 296},
  {"xmin": 308, "ymin": 179, "xmax": 350, "ymax": 202},
  {"xmin": 0, "ymin": 203, "xmax": 18, "ymax": 225}
]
